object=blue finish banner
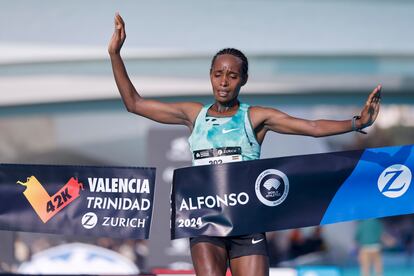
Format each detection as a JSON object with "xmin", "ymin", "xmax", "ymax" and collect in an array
[
  {"xmin": 171, "ymin": 144, "xmax": 413, "ymax": 239},
  {"xmin": 0, "ymin": 164, "xmax": 156, "ymax": 239}
]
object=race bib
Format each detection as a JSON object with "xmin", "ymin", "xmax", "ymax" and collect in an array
[{"xmin": 193, "ymin": 147, "xmax": 242, "ymax": 166}]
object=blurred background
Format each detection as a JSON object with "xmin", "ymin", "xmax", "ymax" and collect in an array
[{"xmin": 1, "ymin": 0, "xmax": 414, "ymax": 275}]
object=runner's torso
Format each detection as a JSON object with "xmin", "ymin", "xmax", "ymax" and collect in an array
[{"xmin": 188, "ymin": 103, "xmax": 261, "ymax": 166}]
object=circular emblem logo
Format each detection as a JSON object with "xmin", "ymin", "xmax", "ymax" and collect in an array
[
  {"xmin": 255, "ymin": 169, "xmax": 289, "ymax": 206},
  {"xmin": 378, "ymin": 164, "xmax": 412, "ymax": 198},
  {"xmin": 81, "ymin": 212, "xmax": 98, "ymax": 229}
]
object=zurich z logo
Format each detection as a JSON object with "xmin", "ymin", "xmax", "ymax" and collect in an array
[{"xmin": 377, "ymin": 164, "xmax": 412, "ymax": 198}]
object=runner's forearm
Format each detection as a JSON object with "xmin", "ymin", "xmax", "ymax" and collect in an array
[
  {"xmin": 110, "ymin": 53, "xmax": 142, "ymax": 112},
  {"xmin": 309, "ymin": 119, "xmax": 357, "ymax": 137}
]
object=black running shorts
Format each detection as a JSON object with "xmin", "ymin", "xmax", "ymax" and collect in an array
[{"xmin": 190, "ymin": 233, "xmax": 268, "ymax": 259}]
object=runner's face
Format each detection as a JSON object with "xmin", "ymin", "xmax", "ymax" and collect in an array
[{"xmin": 210, "ymin": 54, "xmax": 245, "ymax": 104}]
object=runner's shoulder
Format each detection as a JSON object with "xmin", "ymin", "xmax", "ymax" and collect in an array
[
  {"xmin": 248, "ymin": 105, "xmax": 280, "ymax": 119},
  {"xmin": 181, "ymin": 101, "xmax": 203, "ymax": 113},
  {"xmin": 249, "ymin": 106, "xmax": 283, "ymax": 126},
  {"xmin": 179, "ymin": 102, "xmax": 204, "ymax": 123}
]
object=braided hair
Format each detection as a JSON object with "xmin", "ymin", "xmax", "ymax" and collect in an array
[{"xmin": 210, "ymin": 48, "xmax": 248, "ymax": 82}]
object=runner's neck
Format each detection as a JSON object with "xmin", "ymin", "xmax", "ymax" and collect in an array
[{"xmin": 209, "ymin": 101, "xmax": 240, "ymax": 117}]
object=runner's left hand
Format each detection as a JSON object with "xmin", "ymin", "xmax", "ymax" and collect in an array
[{"xmin": 358, "ymin": 85, "xmax": 381, "ymax": 129}]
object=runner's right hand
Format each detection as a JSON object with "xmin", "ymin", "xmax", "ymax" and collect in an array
[{"xmin": 108, "ymin": 13, "xmax": 126, "ymax": 55}]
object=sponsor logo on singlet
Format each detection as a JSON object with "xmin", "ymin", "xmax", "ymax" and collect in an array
[
  {"xmin": 222, "ymin": 128, "xmax": 239, "ymax": 134},
  {"xmin": 193, "ymin": 147, "xmax": 242, "ymax": 166}
]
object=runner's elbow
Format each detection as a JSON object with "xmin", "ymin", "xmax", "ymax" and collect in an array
[
  {"xmin": 125, "ymin": 104, "xmax": 136, "ymax": 113},
  {"xmin": 125, "ymin": 97, "xmax": 143, "ymax": 114},
  {"xmin": 308, "ymin": 121, "xmax": 323, "ymax": 137}
]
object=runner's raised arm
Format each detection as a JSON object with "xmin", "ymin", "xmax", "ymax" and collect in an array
[
  {"xmin": 249, "ymin": 85, "xmax": 381, "ymax": 142},
  {"xmin": 108, "ymin": 13, "xmax": 201, "ymax": 129}
]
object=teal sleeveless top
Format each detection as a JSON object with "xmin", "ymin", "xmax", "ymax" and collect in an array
[{"xmin": 188, "ymin": 103, "xmax": 261, "ymax": 166}]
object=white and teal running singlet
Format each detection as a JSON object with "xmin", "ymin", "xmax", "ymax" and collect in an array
[{"xmin": 188, "ymin": 103, "xmax": 261, "ymax": 166}]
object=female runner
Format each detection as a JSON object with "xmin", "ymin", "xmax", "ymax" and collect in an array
[{"xmin": 108, "ymin": 13, "xmax": 381, "ymax": 276}]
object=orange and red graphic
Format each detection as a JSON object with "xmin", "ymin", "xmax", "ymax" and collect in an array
[{"xmin": 17, "ymin": 176, "xmax": 83, "ymax": 223}]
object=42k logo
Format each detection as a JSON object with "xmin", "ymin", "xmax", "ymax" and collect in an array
[{"xmin": 17, "ymin": 176, "xmax": 83, "ymax": 223}]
